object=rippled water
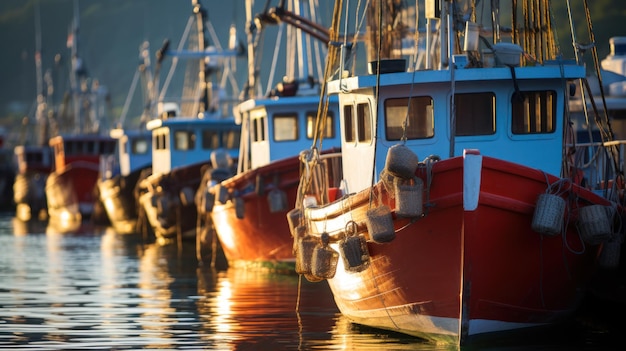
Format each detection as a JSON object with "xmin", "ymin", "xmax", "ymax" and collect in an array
[{"xmin": 0, "ymin": 212, "xmax": 622, "ymax": 350}]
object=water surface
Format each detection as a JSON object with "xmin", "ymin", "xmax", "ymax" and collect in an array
[{"xmin": 0, "ymin": 213, "xmax": 621, "ymax": 350}]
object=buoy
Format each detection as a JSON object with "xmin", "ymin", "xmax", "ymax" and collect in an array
[
  {"xmin": 295, "ymin": 235, "xmax": 318, "ymax": 275},
  {"xmin": 216, "ymin": 184, "xmax": 229, "ymax": 204},
  {"xmin": 366, "ymin": 205, "xmax": 395, "ymax": 243},
  {"xmin": 202, "ymin": 191, "xmax": 215, "ymax": 213},
  {"xmin": 210, "ymin": 149, "xmax": 232, "ymax": 169},
  {"xmin": 531, "ymin": 193, "xmax": 565, "ymax": 236},
  {"xmin": 286, "ymin": 208, "xmax": 302, "ymax": 236},
  {"xmin": 311, "ymin": 233, "xmax": 339, "ymax": 279},
  {"xmin": 267, "ymin": 188, "xmax": 288, "ymax": 212},
  {"xmin": 578, "ymin": 205, "xmax": 612, "ymax": 245},
  {"xmin": 234, "ymin": 196, "xmax": 245, "ymax": 219},
  {"xmin": 598, "ymin": 235, "xmax": 622, "ymax": 269},
  {"xmin": 384, "ymin": 144, "xmax": 418, "ymax": 179},
  {"xmin": 395, "ymin": 177, "xmax": 423, "ymax": 218},
  {"xmin": 340, "ymin": 233, "xmax": 370, "ymax": 273}
]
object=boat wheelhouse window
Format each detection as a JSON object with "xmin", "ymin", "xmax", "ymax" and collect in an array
[
  {"xmin": 385, "ymin": 96, "xmax": 434, "ymax": 140},
  {"xmin": 455, "ymin": 92, "xmax": 496, "ymax": 136},
  {"xmin": 511, "ymin": 90, "xmax": 556, "ymax": 134},
  {"xmin": 343, "ymin": 103, "xmax": 371, "ymax": 143},
  {"xmin": 100, "ymin": 141, "xmax": 115, "ymax": 155},
  {"xmin": 357, "ymin": 103, "xmax": 372, "ymax": 142},
  {"xmin": 344, "ymin": 105, "xmax": 355, "ymax": 142},
  {"xmin": 222, "ymin": 130, "xmax": 241, "ymax": 149},
  {"xmin": 154, "ymin": 131, "xmax": 168, "ymax": 151},
  {"xmin": 132, "ymin": 139, "xmax": 149, "ymax": 154},
  {"xmin": 64, "ymin": 141, "xmax": 75, "ymax": 156},
  {"xmin": 252, "ymin": 116, "xmax": 266, "ymax": 142},
  {"xmin": 27, "ymin": 152, "xmax": 42, "ymax": 163},
  {"xmin": 174, "ymin": 130, "xmax": 196, "ymax": 150},
  {"xmin": 306, "ymin": 111, "xmax": 335, "ymax": 139},
  {"xmin": 273, "ymin": 114, "xmax": 298, "ymax": 141},
  {"xmin": 87, "ymin": 141, "xmax": 95, "ymax": 154},
  {"xmin": 202, "ymin": 130, "xmax": 221, "ymax": 149},
  {"xmin": 59, "ymin": 141, "xmax": 76, "ymax": 156}
]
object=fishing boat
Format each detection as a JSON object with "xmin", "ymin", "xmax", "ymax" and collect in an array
[
  {"xmin": 98, "ymin": 128, "xmax": 152, "ymax": 235},
  {"xmin": 46, "ymin": 133, "xmax": 116, "ymax": 231},
  {"xmin": 45, "ymin": 4, "xmax": 116, "ymax": 233},
  {"xmin": 203, "ymin": 0, "xmax": 342, "ymax": 270},
  {"xmin": 136, "ymin": 0, "xmax": 242, "ymax": 245},
  {"xmin": 13, "ymin": 144, "xmax": 52, "ymax": 222},
  {"xmin": 98, "ymin": 43, "xmax": 155, "ymax": 235},
  {"xmin": 138, "ymin": 110, "xmax": 240, "ymax": 244},
  {"xmin": 11, "ymin": 2, "xmax": 52, "ymax": 222},
  {"xmin": 290, "ymin": 0, "xmax": 626, "ymax": 345}
]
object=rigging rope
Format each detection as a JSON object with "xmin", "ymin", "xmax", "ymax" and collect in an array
[{"xmin": 159, "ymin": 16, "xmax": 194, "ymax": 103}]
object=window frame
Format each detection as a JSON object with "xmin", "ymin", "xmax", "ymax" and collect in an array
[{"xmin": 384, "ymin": 96, "xmax": 434, "ymax": 141}]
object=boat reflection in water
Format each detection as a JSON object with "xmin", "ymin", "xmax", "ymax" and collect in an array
[
  {"xmin": 11, "ymin": 216, "xmax": 47, "ymax": 236},
  {"xmin": 196, "ymin": 267, "xmax": 339, "ymax": 350}
]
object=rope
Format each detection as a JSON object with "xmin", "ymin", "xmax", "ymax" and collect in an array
[
  {"xmin": 296, "ymin": 0, "xmax": 344, "ymax": 207},
  {"xmin": 311, "ymin": 0, "xmax": 343, "ymax": 150},
  {"xmin": 295, "ymin": 273, "xmax": 304, "ymax": 351},
  {"xmin": 368, "ymin": 0, "xmax": 383, "ymax": 210},
  {"xmin": 118, "ymin": 68, "xmax": 140, "ymax": 128}
]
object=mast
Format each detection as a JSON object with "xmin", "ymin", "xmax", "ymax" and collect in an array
[
  {"xmin": 193, "ymin": 0, "xmax": 211, "ymax": 115},
  {"xmin": 243, "ymin": 0, "xmax": 257, "ymax": 100},
  {"xmin": 33, "ymin": 0, "xmax": 49, "ymax": 146},
  {"xmin": 69, "ymin": 0, "xmax": 82, "ymax": 133}
]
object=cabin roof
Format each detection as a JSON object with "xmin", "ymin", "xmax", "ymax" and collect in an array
[
  {"xmin": 49, "ymin": 134, "xmax": 115, "ymax": 145},
  {"xmin": 146, "ymin": 116, "xmax": 237, "ymax": 131},
  {"xmin": 329, "ymin": 64, "xmax": 585, "ymax": 94}
]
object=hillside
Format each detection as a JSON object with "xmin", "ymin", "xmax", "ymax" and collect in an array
[{"xmin": 0, "ymin": 0, "xmax": 624, "ymax": 145}]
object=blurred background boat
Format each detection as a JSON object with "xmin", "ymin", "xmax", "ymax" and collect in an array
[
  {"xmin": 136, "ymin": 0, "xmax": 242, "ymax": 245},
  {"xmin": 98, "ymin": 42, "xmax": 155, "ymax": 236}
]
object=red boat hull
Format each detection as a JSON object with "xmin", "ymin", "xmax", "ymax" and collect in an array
[
  {"xmin": 211, "ymin": 156, "xmax": 302, "ymax": 269},
  {"xmin": 211, "ymin": 151, "xmax": 342, "ymax": 270},
  {"xmin": 300, "ymin": 154, "xmax": 608, "ymax": 344},
  {"xmin": 46, "ymin": 161, "xmax": 101, "ymax": 217}
]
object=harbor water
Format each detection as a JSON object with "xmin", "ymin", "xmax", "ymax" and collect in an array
[{"xmin": 0, "ymin": 212, "xmax": 622, "ymax": 350}]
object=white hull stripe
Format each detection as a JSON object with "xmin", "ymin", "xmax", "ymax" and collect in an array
[{"xmin": 463, "ymin": 149, "xmax": 482, "ymax": 211}]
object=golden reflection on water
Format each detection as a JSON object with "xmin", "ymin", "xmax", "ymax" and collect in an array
[
  {"xmin": 213, "ymin": 278, "xmax": 233, "ymax": 334},
  {"xmin": 196, "ymin": 267, "xmax": 339, "ymax": 350}
]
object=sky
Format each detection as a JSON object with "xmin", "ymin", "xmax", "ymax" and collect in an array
[{"xmin": 0, "ymin": 0, "xmax": 304, "ymax": 144}]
